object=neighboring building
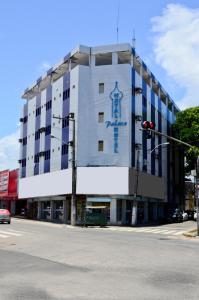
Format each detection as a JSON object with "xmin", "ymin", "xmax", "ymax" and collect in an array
[
  {"xmin": 19, "ymin": 43, "xmax": 183, "ymax": 225},
  {"xmin": 0, "ymin": 169, "xmax": 18, "ymax": 214}
]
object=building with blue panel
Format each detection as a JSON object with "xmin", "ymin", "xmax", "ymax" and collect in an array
[{"xmin": 18, "ymin": 43, "xmax": 184, "ymax": 225}]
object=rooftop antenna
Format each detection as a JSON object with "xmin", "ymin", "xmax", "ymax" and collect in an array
[
  {"xmin": 132, "ymin": 29, "xmax": 136, "ymax": 49},
  {"xmin": 116, "ymin": 2, "xmax": 120, "ymax": 43}
]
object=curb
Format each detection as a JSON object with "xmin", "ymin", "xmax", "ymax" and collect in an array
[{"xmin": 183, "ymin": 229, "xmax": 197, "ymax": 238}]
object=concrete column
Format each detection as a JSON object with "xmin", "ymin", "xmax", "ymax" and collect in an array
[
  {"xmin": 90, "ymin": 54, "xmax": 95, "ymax": 68},
  {"xmin": 131, "ymin": 201, "xmax": 137, "ymax": 226},
  {"xmin": 112, "ymin": 52, "xmax": 118, "ymax": 65},
  {"xmin": 50, "ymin": 200, "xmax": 54, "ymax": 221},
  {"xmin": 144, "ymin": 202, "xmax": 149, "ymax": 224},
  {"xmin": 122, "ymin": 200, "xmax": 126, "ymax": 225},
  {"xmin": 37, "ymin": 201, "xmax": 42, "ymax": 219},
  {"xmin": 63, "ymin": 200, "xmax": 67, "ymax": 224},
  {"xmin": 110, "ymin": 199, "xmax": 117, "ymax": 225}
]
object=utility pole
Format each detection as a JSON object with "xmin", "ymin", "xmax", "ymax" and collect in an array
[
  {"xmin": 52, "ymin": 113, "xmax": 76, "ymax": 226},
  {"xmin": 70, "ymin": 115, "xmax": 76, "ymax": 226}
]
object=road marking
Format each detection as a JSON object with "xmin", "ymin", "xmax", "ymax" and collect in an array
[
  {"xmin": 7, "ymin": 229, "xmax": 27, "ymax": 234},
  {"xmin": 173, "ymin": 231, "xmax": 184, "ymax": 235},
  {"xmin": 0, "ymin": 230, "xmax": 22, "ymax": 236},
  {"xmin": 0, "ymin": 233, "xmax": 9, "ymax": 238},
  {"xmin": 161, "ymin": 230, "xmax": 177, "ymax": 235}
]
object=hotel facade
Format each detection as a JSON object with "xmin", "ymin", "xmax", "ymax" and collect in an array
[{"xmin": 19, "ymin": 43, "xmax": 184, "ymax": 225}]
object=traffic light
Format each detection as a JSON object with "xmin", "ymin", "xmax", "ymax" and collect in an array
[{"xmin": 142, "ymin": 121, "xmax": 155, "ymax": 130}]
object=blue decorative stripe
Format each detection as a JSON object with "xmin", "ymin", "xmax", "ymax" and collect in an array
[
  {"xmin": 34, "ymin": 95, "xmax": 41, "ymax": 175},
  {"xmin": 151, "ymin": 91, "xmax": 155, "ymax": 175},
  {"xmin": 142, "ymin": 79, "xmax": 147, "ymax": 172},
  {"xmin": 21, "ymin": 103, "xmax": 28, "ymax": 178},
  {"xmin": 44, "ymin": 85, "xmax": 52, "ymax": 173},
  {"xmin": 61, "ymin": 73, "xmax": 70, "ymax": 170},
  {"xmin": 131, "ymin": 67, "xmax": 135, "ymax": 167},
  {"xmin": 158, "ymin": 98, "xmax": 162, "ymax": 177}
]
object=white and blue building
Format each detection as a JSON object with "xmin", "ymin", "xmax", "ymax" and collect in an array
[{"xmin": 18, "ymin": 43, "xmax": 184, "ymax": 225}]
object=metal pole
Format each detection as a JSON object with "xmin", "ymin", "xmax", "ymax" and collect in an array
[
  {"xmin": 134, "ymin": 149, "xmax": 140, "ymax": 198},
  {"xmin": 140, "ymin": 128, "xmax": 193, "ymax": 148},
  {"xmin": 71, "ymin": 119, "xmax": 76, "ymax": 226}
]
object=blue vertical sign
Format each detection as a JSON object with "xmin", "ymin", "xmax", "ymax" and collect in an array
[{"xmin": 105, "ymin": 82, "xmax": 127, "ymax": 153}]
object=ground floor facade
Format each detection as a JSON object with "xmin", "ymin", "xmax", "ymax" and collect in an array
[{"xmin": 24, "ymin": 195, "xmax": 166, "ymax": 226}]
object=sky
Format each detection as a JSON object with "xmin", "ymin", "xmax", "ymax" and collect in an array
[{"xmin": 0, "ymin": 0, "xmax": 199, "ymax": 170}]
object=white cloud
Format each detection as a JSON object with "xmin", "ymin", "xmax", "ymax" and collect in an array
[
  {"xmin": 151, "ymin": 3, "xmax": 199, "ymax": 109},
  {"xmin": 0, "ymin": 131, "xmax": 19, "ymax": 171}
]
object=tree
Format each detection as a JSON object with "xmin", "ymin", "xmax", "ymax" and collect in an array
[{"xmin": 173, "ymin": 106, "xmax": 199, "ymax": 174}]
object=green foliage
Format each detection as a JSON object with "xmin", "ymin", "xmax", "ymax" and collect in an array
[{"xmin": 173, "ymin": 106, "xmax": 199, "ymax": 173}]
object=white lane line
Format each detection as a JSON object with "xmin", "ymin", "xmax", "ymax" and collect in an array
[
  {"xmin": 149, "ymin": 230, "xmax": 168, "ymax": 234},
  {"xmin": 173, "ymin": 231, "xmax": 184, "ymax": 235},
  {"xmin": 0, "ymin": 230, "xmax": 22, "ymax": 236},
  {"xmin": 136, "ymin": 228, "xmax": 158, "ymax": 232},
  {"xmin": 7, "ymin": 229, "xmax": 27, "ymax": 234},
  {"xmin": 0, "ymin": 233, "xmax": 9, "ymax": 238},
  {"xmin": 161, "ymin": 230, "xmax": 177, "ymax": 235}
]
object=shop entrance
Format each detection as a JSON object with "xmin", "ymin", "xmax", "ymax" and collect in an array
[
  {"xmin": 53, "ymin": 201, "xmax": 63, "ymax": 222},
  {"xmin": 41, "ymin": 201, "xmax": 51, "ymax": 220}
]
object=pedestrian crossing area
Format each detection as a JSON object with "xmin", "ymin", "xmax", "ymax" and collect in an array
[
  {"xmin": 98, "ymin": 226, "xmax": 185, "ymax": 236},
  {"xmin": 0, "ymin": 229, "xmax": 25, "ymax": 239}
]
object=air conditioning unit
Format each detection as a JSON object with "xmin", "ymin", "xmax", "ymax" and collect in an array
[
  {"xmin": 39, "ymin": 127, "xmax": 46, "ymax": 133},
  {"xmin": 135, "ymin": 143, "xmax": 142, "ymax": 150},
  {"xmin": 134, "ymin": 87, "xmax": 143, "ymax": 94},
  {"xmin": 39, "ymin": 151, "xmax": 45, "ymax": 157},
  {"xmin": 18, "ymin": 138, "xmax": 22, "ymax": 143},
  {"xmin": 135, "ymin": 115, "xmax": 142, "ymax": 121}
]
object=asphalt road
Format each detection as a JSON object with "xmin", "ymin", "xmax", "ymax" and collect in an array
[{"xmin": 0, "ymin": 219, "xmax": 198, "ymax": 300}]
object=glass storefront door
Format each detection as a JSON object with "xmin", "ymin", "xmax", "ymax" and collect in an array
[
  {"xmin": 54, "ymin": 201, "xmax": 63, "ymax": 222},
  {"xmin": 41, "ymin": 201, "xmax": 51, "ymax": 220}
]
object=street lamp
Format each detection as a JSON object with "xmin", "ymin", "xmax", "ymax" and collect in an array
[
  {"xmin": 51, "ymin": 113, "xmax": 76, "ymax": 226},
  {"xmin": 150, "ymin": 142, "xmax": 170, "ymax": 154}
]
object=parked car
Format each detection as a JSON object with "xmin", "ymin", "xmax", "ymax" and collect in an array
[
  {"xmin": 182, "ymin": 211, "xmax": 188, "ymax": 221},
  {"xmin": 0, "ymin": 209, "xmax": 11, "ymax": 224},
  {"xmin": 194, "ymin": 211, "xmax": 198, "ymax": 221},
  {"xmin": 171, "ymin": 209, "xmax": 183, "ymax": 223},
  {"xmin": 185, "ymin": 210, "xmax": 195, "ymax": 221}
]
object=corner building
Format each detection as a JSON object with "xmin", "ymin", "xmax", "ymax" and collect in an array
[{"xmin": 19, "ymin": 43, "xmax": 184, "ymax": 225}]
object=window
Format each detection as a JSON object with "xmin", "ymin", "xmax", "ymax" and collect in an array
[
  {"xmin": 22, "ymin": 137, "xmax": 27, "ymax": 146},
  {"xmin": 36, "ymin": 107, "xmax": 41, "ymax": 116},
  {"xmin": 98, "ymin": 112, "xmax": 104, "ymax": 123},
  {"xmin": 35, "ymin": 130, "xmax": 40, "ymax": 140},
  {"xmin": 45, "ymin": 125, "xmax": 51, "ymax": 136},
  {"xmin": 21, "ymin": 159, "xmax": 26, "ymax": 167},
  {"xmin": 62, "ymin": 144, "xmax": 68, "ymax": 155},
  {"xmin": 62, "ymin": 116, "xmax": 69, "ymax": 128},
  {"xmin": 98, "ymin": 140, "xmax": 104, "ymax": 152},
  {"xmin": 99, "ymin": 83, "xmax": 104, "ymax": 94},
  {"xmin": 46, "ymin": 100, "xmax": 52, "ymax": 111},
  {"xmin": 44, "ymin": 150, "xmax": 51, "ymax": 160},
  {"xmin": 63, "ymin": 88, "xmax": 70, "ymax": 101},
  {"xmin": 34, "ymin": 154, "xmax": 39, "ymax": 163}
]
